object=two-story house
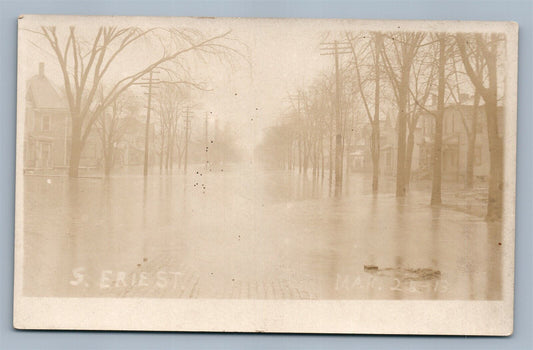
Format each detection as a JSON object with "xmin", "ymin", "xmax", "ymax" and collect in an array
[
  {"xmin": 417, "ymin": 95, "xmax": 503, "ymax": 182},
  {"xmin": 24, "ymin": 62, "xmax": 101, "ymax": 174},
  {"xmin": 24, "ymin": 63, "xmax": 69, "ymax": 172}
]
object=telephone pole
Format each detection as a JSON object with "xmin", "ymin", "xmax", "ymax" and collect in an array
[
  {"xmin": 136, "ymin": 70, "xmax": 160, "ymax": 177},
  {"xmin": 184, "ymin": 105, "xmax": 192, "ymax": 174},
  {"xmin": 204, "ymin": 112, "xmax": 209, "ymax": 171},
  {"xmin": 320, "ymin": 40, "xmax": 350, "ymax": 196},
  {"xmin": 143, "ymin": 71, "xmax": 154, "ymax": 177},
  {"xmin": 286, "ymin": 93, "xmax": 303, "ymax": 173}
]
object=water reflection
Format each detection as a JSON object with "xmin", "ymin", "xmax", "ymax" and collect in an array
[
  {"xmin": 485, "ymin": 221, "xmax": 503, "ymax": 300},
  {"xmin": 430, "ymin": 206, "xmax": 441, "ymax": 299},
  {"xmin": 23, "ymin": 167, "xmax": 502, "ymax": 300}
]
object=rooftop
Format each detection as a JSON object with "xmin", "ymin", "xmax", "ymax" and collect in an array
[{"xmin": 26, "ymin": 63, "xmax": 67, "ymax": 110}]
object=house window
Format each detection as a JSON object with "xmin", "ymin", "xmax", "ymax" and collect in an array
[
  {"xmin": 42, "ymin": 115, "xmax": 51, "ymax": 131},
  {"xmin": 33, "ymin": 113, "xmax": 39, "ymax": 132},
  {"xmin": 40, "ymin": 143, "xmax": 52, "ymax": 168}
]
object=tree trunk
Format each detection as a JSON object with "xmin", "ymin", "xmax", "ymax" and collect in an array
[
  {"xmin": 334, "ymin": 41, "xmax": 343, "ymax": 196},
  {"xmin": 485, "ymin": 37, "xmax": 503, "ymax": 221},
  {"xmin": 303, "ymin": 140, "xmax": 309, "ymax": 175},
  {"xmin": 371, "ymin": 122, "xmax": 380, "ymax": 193},
  {"xmin": 395, "ymin": 96, "xmax": 408, "ymax": 197},
  {"xmin": 169, "ymin": 138, "xmax": 174, "ymax": 173},
  {"xmin": 68, "ymin": 119, "xmax": 83, "ymax": 178},
  {"xmin": 183, "ymin": 131, "xmax": 189, "ymax": 174},
  {"xmin": 165, "ymin": 136, "xmax": 171, "ymax": 171},
  {"xmin": 465, "ymin": 93, "xmax": 479, "ymax": 189},
  {"xmin": 371, "ymin": 32, "xmax": 382, "ymax": 193},
  {"xmin": 484, "ymin": 96, "xmax": 503, "ymax": 221},
  {"xmin": 321, "ymin": 138, "xmax": 325, "ymax": 180},
  {"xmin": 159, "ymin": 132, "xmax": 165, "ymax": 174},
  {"xmin": 405, "ymin": 130, "xmax": 415, "ymax": 187},
  {"xmin": 286, "ymin": 139, "xmax": 291, "ymax": 170},
  {"xmin": 431, "ymin": 114, "xmax": 444, "ymax": 205},
  {"xmin": 298, "ymin": 138, "xmax": 302, "ymax": 174},
  {"xmin": 315, "ymin": 141, "xmax": 320, "ymax": 180},
  {"xmin": 456, "ymin": 33, "xmax": 503, "ymax": 220},
  {"xmin": 465, "ymin": 137, "xmax": 475, "ymax": 189},
  {"xmin": 382, "ymin": 34, "xmax": 421, "ymax": 197},
  {"xmin": 431, "ymin": 34, "xmax": 447, "ymax": 206},
  {"xmin": 312, "ymin": 141, "xmax": 318, "ymax": 178},
  {"xmin": 343, "ymin": 131, "xmax": 350, "ymax": 187},
  {"xmin": 329, "ymin": 132, "xmax": 333, "ymax": 187},
  {"xmin": 394, "ymin": 56, "xmax": 413, "ymax": 197},
  {"xmin": 104, "ymin": 146, "xmax": 113, "ymax": 176}
]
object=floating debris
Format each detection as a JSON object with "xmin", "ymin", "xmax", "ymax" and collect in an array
[
  {"xmin": 363, "ymin": 265, "xmax": 378, "ymax": 272},
  {"xmin": 363, "ymin": 265, "xmax": 441, "ymax": 281}
]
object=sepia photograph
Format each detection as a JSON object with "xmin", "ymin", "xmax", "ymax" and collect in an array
[{"xmin": 13, "ymin": 15, "xmax": 518, "ymax": 334}]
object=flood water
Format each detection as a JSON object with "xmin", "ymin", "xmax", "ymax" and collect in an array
[{"xmin": 22, "ymin": 164, "xmax": 502, "ymax": 300}]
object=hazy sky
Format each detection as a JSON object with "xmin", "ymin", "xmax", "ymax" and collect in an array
[
  {"xmin": 20, "ymin": 16, "xmax": 510, "ymax": 159},
  {"xmin": 20, "ymin": 17, "xmax": 334, "ymax": 158},
  {"xmin": 197, "ymin": 21, "xmax": 332, "ymax": 155}
]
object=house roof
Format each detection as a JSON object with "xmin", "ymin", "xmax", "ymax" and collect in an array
[{"xmin": 26, "ymin": 74, "xmax": 67, "ymax": 110}]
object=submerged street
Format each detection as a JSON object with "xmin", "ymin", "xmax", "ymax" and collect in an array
[{"xmin": 23, "ymin": 165, "xmax": 502, "ymax": 300}]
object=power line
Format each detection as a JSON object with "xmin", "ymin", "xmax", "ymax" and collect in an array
[
  {"xmin": 183, "ymin": 105, "xmax": 192, "ymax": 174},
  {"xmin": 137, "ymin": 70, "xmax": 160, "ymax": 177}
]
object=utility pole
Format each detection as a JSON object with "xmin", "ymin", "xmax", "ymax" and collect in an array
[
  {"xmin": 135, "ymin": 70, "xmax": 160, "ymax": 177},
  {"xmin": 184, "ymin": 105, "xmax": 191, "ymax": 174},
  {"xmin": 286, "ymin": 93, "xmax": 303, "ymax": 173},
  {"xmin": 284, "ymin": 94, "xmax": 300, "ymax": 171},
  {"xmin": 204, "ymin": 112, "xmax": 209, "ymax": 171},
  {"xmin": 297, "ymin": 91, "xmax": 302, "ymax": 174},
  {"xmin": 64, "ymin": 114, "xmax": 69, "ymax": 166},
  {"xmin": 143, "ymin": 71, "xmax": 154, "ymax": 177},
  {"xmin": 320, "ymin": 40, "xmax": 350, "ymax": 196}
]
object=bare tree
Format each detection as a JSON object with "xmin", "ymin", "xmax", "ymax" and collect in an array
[
  {"xmin": 155, "ymin": 83, "xmax": 190, "ymax": 173},
  {"xmin": 429, "ymin": 33, "xmax": 449, "ymax": 205},
  {"xmin": 95, "ymin": 88, "xmax": 139, "ymax": 176},
  {"xmin": 346, "ymin": 32, "xmax": 383, "ymax": 193},
  {"xmin": 447, "ymin": 51, "xmax": 483, "ymax": 190},
  {"xmin": 406, "ymin": 34, "xmax": 459, "ymax": 205},
  {"xmin": 405, "ymin": 42, "xmax": 436, "ymax": 187},
  {"xmin": 287, "ymin": 75, "xmax": 336, "ymax": 182},
  {"xmin": 381, "ymin": 32, "xmax": 425, "ymax": 197},
  {"xmin": 159, "ymin": 100, "xmax": 197, "ymax": 173},
  {"xmin": 465, "ymin": 92, "xmax": 481, "ymax": 189},
  {"xmin": 31, "ymin": 25, "xmax": 238, "ymax": 177},
  {"xmin": 456, "ymin": 33, "xmax": 505, "ymax": 221}
]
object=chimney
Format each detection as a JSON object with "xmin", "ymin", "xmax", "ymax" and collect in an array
[{"xmin": 38, "ymin": 62, "xmax": 44, "ymax": 78}]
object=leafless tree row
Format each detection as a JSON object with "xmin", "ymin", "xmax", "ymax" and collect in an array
[
  {"xmin": 30, "ymin": 25, "xmax": 242, "ymax": 177},
  {"xmin": 257, "ymin": 31, "xmax": 505, "ymax": 221}
]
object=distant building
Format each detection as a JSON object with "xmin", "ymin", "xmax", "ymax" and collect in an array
[
  {"xmin": 24, "ymin": 62, "xmax": 100, "ymax": 173},
  {"xmin": 114, "ymin": 116, "xmax": 155, "ymax": 167},
  {"xmin": 24, "ymin": 63, "xmax": 69, "ymax": 172},
  {"xmin": 348, "ymin": 95, "xmax": 501, "ymax": 184},
  {"xmin": 348, "ymin": 115, "xmax": 397, "ymax": 176},
  {"xmin": 417, "ymin": 96, "xmax": 503, "ymax": 182}
]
